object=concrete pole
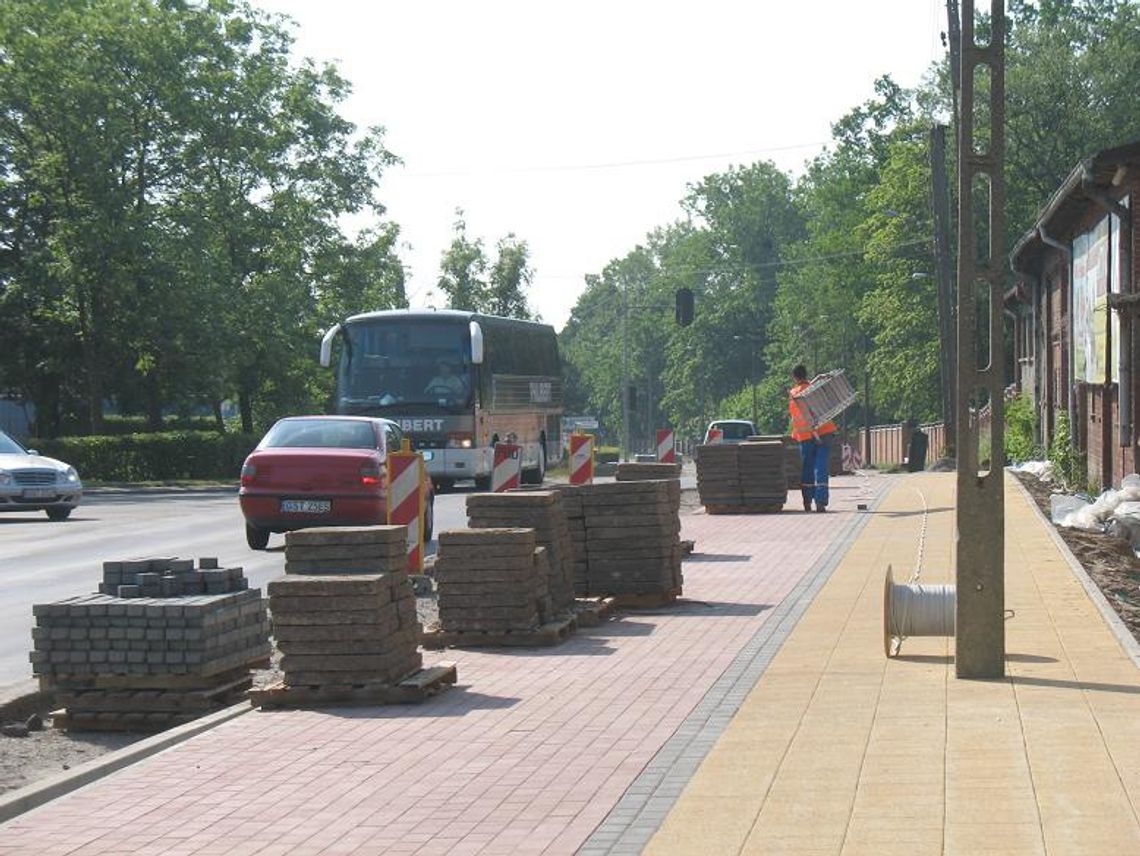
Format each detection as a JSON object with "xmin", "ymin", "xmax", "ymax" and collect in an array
[
  {"xmin": 955, "ymin": 0, "xmax": 1006, "ymax": 679},
  {"xmin": 621, "ymin": 288, "xmax": 630, "ymax": 462}
]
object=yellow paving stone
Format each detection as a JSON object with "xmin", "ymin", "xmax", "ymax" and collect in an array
[
  {"xmin": 644, "ymin": 795, "xmax": 762, "ymax": 856},
  {"xmin": 648, "ymin": 473, "xmax": 1140, "ymax": 854},
  {"xmin": 945, "ymin": 822, "xmax": 1046, "ymax": 854}
]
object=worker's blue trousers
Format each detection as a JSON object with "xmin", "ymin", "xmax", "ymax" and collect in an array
[{"xmin": 799, "ymin": 436, "xmax": 831, "ymax": 510}]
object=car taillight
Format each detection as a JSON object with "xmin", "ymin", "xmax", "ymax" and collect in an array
[
  {"xmin": 240, "ymin": 463, "xmax": 256, "ymax": 485},
  {"xmin": 360, "ymin": 464, "xmax": 381, "ymax": 486},
  {"xmin": 447, "ymin": 433, "xmax": 473, "ymax": 449}
]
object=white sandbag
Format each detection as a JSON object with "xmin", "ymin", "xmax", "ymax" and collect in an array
[
  {"xmin": 1011, "ymin": 460, "xmax": 1054, "ymax": 482},
  {"xmin": 1108, "ymin": 501, "xmax": 1140, "ymax": 546},
  {"xmin": 1120, "ymin": 474, "xmax": 1140, "ymax": 501},
  {"xmin": 1050, "ymin": 493, "xmax": 1103, "ymax": 532}
]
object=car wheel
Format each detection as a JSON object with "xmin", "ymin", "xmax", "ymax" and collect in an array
[
  {"xmin": 246, "ymin": 523, "xmax": 270, "ymax": 550},
  {"xmin": 46, "ymin": 507, "xmax": 72, "ymax": 521},
  {"xmin": 424, "ymin": 497, "xmax": 434, "ymax": 543}
]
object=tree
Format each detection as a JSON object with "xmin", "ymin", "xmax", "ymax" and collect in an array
[
  {"xmin": 487, "ymin": 234, "xmax": 533, "ymax": 319},
  {"xmin": 437, "ymin": 212, "xmax": 487, "ymax": 312}
]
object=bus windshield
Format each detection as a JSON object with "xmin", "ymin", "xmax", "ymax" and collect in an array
[{"xmin": 337, "ymin": 320, "xmax": 473, "ymax": 410}]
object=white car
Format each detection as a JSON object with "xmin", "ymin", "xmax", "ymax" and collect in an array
[
  {"xmin": 0, "ymin": 430, "xmax": 83, "ymax": 520},
  {"xmin": 703, "ymin": 419, "xmax": 758, "ymax": 444}
]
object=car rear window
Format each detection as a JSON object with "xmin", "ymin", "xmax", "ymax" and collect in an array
[
  {"xmin": 717, "ymin": 422, "xmax": 754, "ymax": 440},
  {"xmin": 261, "ymin": 420, "xmax": 377, "ymax": 450}
]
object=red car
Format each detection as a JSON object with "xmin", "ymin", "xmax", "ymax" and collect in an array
[{"xmin": 238, "ymin": 416, "xmax": 434, "ymax": 550}]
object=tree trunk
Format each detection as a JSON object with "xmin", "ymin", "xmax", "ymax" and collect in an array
[
  {"xmin": 145, "ymin": 375, "xmax": 163, "ymax": 432},
  {"xmin": 239, "ymin": 389, "xmax": 253, "ymax": 434},
  {"xmin": 212, "ymin": 399, "xmax": 225, "ymax": 433}
]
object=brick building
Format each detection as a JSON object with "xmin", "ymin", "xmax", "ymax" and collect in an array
[{"xmin": 1009, "ymin": 140, "xmax": 1140, "ymax": 489}]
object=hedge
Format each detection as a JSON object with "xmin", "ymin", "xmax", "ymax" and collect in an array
[{"xmin": 27, "ymin": 431, "xmax": 259, "ymax": 482}]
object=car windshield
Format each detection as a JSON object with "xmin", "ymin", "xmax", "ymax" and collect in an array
[
  {"xmin": 337, "ymin": 320, "xmax": 473, "ymax": 410},
  {"xmin": 713, "ymin": 422, "xmax": 755, "ymax": 441},
  {"xmin": 259, "ymin": 420, "xmax": 378, "ymax": 450},
  {"xmin": 0, "ymin": 431, "xmax": 26, "ymax": 455}
]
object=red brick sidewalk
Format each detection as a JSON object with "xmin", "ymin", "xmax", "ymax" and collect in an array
[{"xmin": 0, "ymin": 477, "xmax": 885, "ymax": 856}]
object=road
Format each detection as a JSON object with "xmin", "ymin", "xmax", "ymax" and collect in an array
[{"xmin": 0, "ymin": 488, "xmax": 472, "ymax": 702}]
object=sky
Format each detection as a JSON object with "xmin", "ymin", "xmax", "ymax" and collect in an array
[{"xmin": 253, "ymin": 1, "xmax": 949, "ymax": 331}]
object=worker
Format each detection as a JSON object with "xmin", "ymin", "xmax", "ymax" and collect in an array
[{"xmin": 789, "ymin": 364, "xmax": 837, "ymax": 512}]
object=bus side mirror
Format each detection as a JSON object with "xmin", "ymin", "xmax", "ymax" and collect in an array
[
  {"xmin": 675, "ymin": 288, "xmax": 694, "ymax": 327},
  {"xmin": 319, "ymin": 323, "xmax": 341, "ymax": 367},
  {"xmin": 470, "ymin": 321, "xmax": 485, "ymax": 365}
]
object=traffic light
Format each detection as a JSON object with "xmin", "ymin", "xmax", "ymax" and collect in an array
[{"xmin": 675, "ymin": 288, "xmax": 694, "ymax": 326}]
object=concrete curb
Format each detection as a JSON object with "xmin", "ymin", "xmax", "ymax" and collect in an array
[
  {"xmin": 1011, "ymin": 474, "xmax": 1140, "ymax": 671},
  {"xmin": 0, "ymin": 701, "xmax": 252, "ymax": 825}
]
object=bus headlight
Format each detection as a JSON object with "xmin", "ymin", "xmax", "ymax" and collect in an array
[{"xmin": 446, "ymin": 433, "xmax": 473, "ymax": 449}]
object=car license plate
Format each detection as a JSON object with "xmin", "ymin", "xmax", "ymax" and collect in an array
[
  {"xmin": 22, "ymin": 488, "xmax": 57, "ymax": 499},
  {"xmin": 280, "ymin": 499, "xmax": 331, "ymax": 514}
]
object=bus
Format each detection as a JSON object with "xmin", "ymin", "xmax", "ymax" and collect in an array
[{"xmin": 319, "ymin": 309, "xmax": 564, "ymax": 491}]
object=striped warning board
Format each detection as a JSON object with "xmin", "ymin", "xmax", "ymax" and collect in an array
[
  {"xmin": 707, "ymin": 427, "xmax": 724, "ymax": 444},
  {"xmin": 491, "ymin": 443, "xmax": 522, "ymax": 492},
  {"xmin": 387, "ymin": 449, "xmax": 425, "ymax": 573},
  {"xmin": 656, "ymin": 429, "xmax": 675, "ymax": 463},
  {"xmin": 569, "ymin": 433, "xmax": 594, "ymax": 485}
]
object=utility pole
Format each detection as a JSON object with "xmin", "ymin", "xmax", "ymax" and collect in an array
[
  {"xmin": 621, "ymin": 288, "xmax": 630, "ymax": 462},
  {"xmin": 955, "ymin": 0, "xmax": 1006, "ymax": 679},
  {"xmin": 931, "ymin": 124, "xmax": 957, "ymax": 455}
]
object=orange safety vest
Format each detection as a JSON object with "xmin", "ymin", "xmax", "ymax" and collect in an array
[{"xmin": 789, "ymin": 381, "xmax": 837, "ymax": 442}]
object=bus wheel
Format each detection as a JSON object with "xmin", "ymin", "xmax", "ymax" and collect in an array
[{"xmin": 434, "ymin": 479, "xmax": 453, "ymax": 494}]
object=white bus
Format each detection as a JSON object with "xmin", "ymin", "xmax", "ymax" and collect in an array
[{"xmin": 320, "ymin": 309, "xmax": 564, "ymax": 491}]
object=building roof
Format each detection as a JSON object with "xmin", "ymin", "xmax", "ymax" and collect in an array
[{"xmin": 1010, "ymin": 139, "xmax": 1140, "ymax": 274}]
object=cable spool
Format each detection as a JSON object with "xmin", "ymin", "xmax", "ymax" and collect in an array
[{"xmin": 882, "ymin": 565, "xmax": 956, "ymax": 657}]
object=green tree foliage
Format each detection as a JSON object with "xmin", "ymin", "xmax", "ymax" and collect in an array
[
  {"xmin": 487, "ymin": 234, "xmax": 534, "ymax": 319},
  {"xmin": 437, "ymin": 214, "xmax": 536, "ymax": 320},
  {"xmin": 0, "ymin": 0, "xmax": 405, "ymax": 436},
  {"xmin": 562, "ymin": 3, "xmax": 1140, "ymax": 448}
]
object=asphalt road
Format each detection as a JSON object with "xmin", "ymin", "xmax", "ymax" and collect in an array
[{"xmin": 0, "ymin": 488, "xmax": 472, "ymax": 702}]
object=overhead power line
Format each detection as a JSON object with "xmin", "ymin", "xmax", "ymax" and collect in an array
[{"xmin": 400, "ymin": 141, "xmax": 831, "ymax": 179}]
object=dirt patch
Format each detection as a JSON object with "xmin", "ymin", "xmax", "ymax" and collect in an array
[
  {"xmin": 1014, "ymin": 471, "xmax": 1140, "ymax": 643},
  {"xmin": 0, "ymin": 595, "xmax": 442, "ymax": 799}
]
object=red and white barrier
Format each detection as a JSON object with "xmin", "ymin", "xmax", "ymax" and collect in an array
[
  {"xmin": 656, "ymin": 428, "xmax": 675, "ymax": 463},
  {"xmin": 707, "ymin": 427, "xmax": 724, "ymax": 444},
  {"xmin": 569, "ymin": 433, "xmax": 594, "ymax": 485},
  {"xmin": 491, "ymin": 442, "xmax": 522, "ymax": 492},
  {"xmin": 842, "ymin": 443, "xmax": 863, "ymax": 472},
  {"xmin": 387, "ymin": 449, "xmax": 424, "ymax": 573}
]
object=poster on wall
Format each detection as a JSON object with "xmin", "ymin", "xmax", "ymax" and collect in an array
[
  {"xmin": 1072, "ymin": 231, "xmax": 1092, "ymax": 382},
  {"xmin": 1072, "ymin": 215, "xmax": 1112, "ymax": 384}
]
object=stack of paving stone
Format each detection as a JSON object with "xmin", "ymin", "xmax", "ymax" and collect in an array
[
  {"xmin": 268, "ymin": 571, "xmax": 421, "ymax": 689},
  {"xmin": 738, "ymin": 439, "xmax": 787, "ymax": 510},
  {"xmin": 615, "ymin": 461, "xmax": 682, "ymax": 481},
  {"xmin": 512, "ymin": 484, "xmax": 589, "ymax": 596},
  {"xmin": 577, "ymin": 480, "xmax": 682, "ymax": 600},
  {"xmin": 782, "ymin": 436, "xmax": 802, "ymax": 490},
  {"xmin": 98, "ymin": 556, "xmax": 248, "ymax": 597},
  {"xmin": 466, "ymin": 492, "xmax": 574, "ymax": 615},
  {"xmin": 696, "ymin": 443, "xmax": 742, "ymax": 508},
  {"xmin": 284, "ymin": 525, "xmax": 407, "ymax": 574},
  {"xmin": 434, "ymin": 529, "xmax": 550, "ymax": 634},
  {"xmin": 31, "ymin": 559, "xmax": 270, "ymax": 731}
]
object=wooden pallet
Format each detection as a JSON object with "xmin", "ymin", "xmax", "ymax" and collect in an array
[
  {"xmin": 610, "ymin": 589, "xmax": 681, "ymax": 609},
  {"xmin": 421, "ymin": 616, "xmax": 575, "ymax": 649},
  {"xmin": 43, "ymin": 657, "xmax": 271, "ymax": 692},
  {"xmin": 51, "ymin": 708, "xmax": 206, "ymax": 733},
  {"xmin": 56, "ymin": 674, "xmax": 253, "ymax": 715},
  {"xmin": 248, "ymin": 663, "xmax": 458, "ymax": 710},
  {"xmin": 704, "ymin": 503, "xmax": 785, "ymax": 515},
  {"xmin": 572, "ymin": 597, "xmax": 616, "ymax": 627}
]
